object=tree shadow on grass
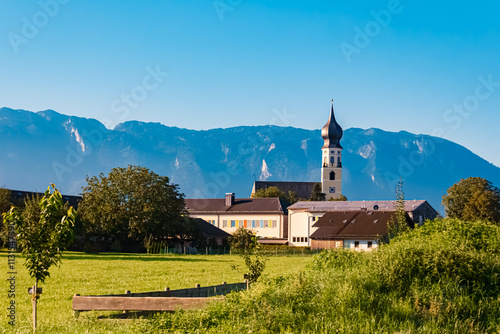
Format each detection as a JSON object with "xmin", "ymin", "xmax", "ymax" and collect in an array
[{"xmin": 61, "ymin": 253, "xmax": 233, "ymax": 262}]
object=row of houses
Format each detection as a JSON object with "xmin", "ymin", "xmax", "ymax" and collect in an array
[{"xmin": 185, "ymin": 192, "xmax": 439, "ymax": 250}]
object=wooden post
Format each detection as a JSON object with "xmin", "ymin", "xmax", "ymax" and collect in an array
[
  {"xmin": 206, "ymin": 247, "xmax": 208, "ymax": 255},
  {"xmin": 73, "ymin": 294, "xmax": 80, "ymax": 318},
  {"xmin": 32, "ymin": 282, "xmax": 37, "ymax": 333},
  {"xmin": 123, "ymin": 290, "xmax": 130, "ymax": 314},
  {"xmin": 245, "ymin": 279, "xmax": 249, "ymax": 290}
]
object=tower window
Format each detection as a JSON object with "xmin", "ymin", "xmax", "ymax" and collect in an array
[
  {"xmin": 329, "ymin": 187, "xmax": 336, "ymax": 193},
  {"xmin": 330, "ymin": 156, "xmax": 334, "ymax": 166},
  {"xmin": 330, "ymin": 171, "xmax": 335, "ymax": 180}
]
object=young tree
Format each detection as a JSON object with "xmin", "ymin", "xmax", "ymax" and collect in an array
[
  {"xmin": 3, "ymin": 184, "xmax": 75, "ymax": 332},
  {"xmin": 387, "ymin": 178, "xmax": 410, "ymax": 239},
  {"xmin": 309, "ymin": 183, "xmax": 326, "ymax": 201},
  {"xmin": 78, "ymin": 165, "xmax": 186, "ymax": 246},
  {"xmin": 442, "ymin": 177, "xmax": 500, "ymax": 223},
  {"xmin": 229, "ymin": 227, "xmax": 267, "ymax": 283}
]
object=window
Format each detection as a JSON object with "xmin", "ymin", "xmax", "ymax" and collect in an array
[
  {"xmin": 312, "ymin": 216, "xmax": 316, "ymax": 221},
  {"xmin": 330, "ymin": 171, "xmax": 335, "ymax": 180},
  {"xmin": 330, "ymin": 156, "xmax": 334, "ymax": 165},
  {"xmin": 272, "ymin": 220, "xmax": 277, "ymax": 228},
  {"xmin": 223, "ymin": 220, "xmax": 228, "ymax": 228},
  {"xmin": 264, "ymin": 220, "xmax": 269, "ymax": 228},
  {"xmin": 354, "ymin": 241, "xmax": 359, "ymax": 248},
  {"xmin": 260, "ymin": 220, "xmax": 264, "ymax": 228},
  {"xmin": 329, "ymin": 187, "xmax": 336, "ymax": 193},
  {"xmin": 335, "ymin": 241, "xmax": 341, "ymax": 248},
  {"xmin": 252, "ymin": 220, "xmax": 256, "ymax": 228},
  {"xmin": 231, "ymin": 220, "xmax": 236, "ymax": 228},
  {"xmin": 304, "ymin": 237, "xmax": 308, "ymax": 243},
  {"xmin": 292, "ymin": 237, "xmax": 296, "ymax": 242},
  {"xmin": 367, "ymin": 241, "xmax": 372, "ymax": 248}
]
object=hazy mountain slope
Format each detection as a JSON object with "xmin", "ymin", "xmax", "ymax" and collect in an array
[{"xmin": 1, "ymin": 107, "xmax": 499, "ymax": 212}]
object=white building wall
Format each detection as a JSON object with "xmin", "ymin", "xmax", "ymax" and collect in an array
[
  {"xmin": 343, "ymin": 240, "xmax": 379, "ymax": 251},
  {"xmin": 189, "ymin": 214, "xmax": 282, "ymax": 238},
  {"xmin": 288, "ymin": 210, "xmax": 326, "ymax": 247}
]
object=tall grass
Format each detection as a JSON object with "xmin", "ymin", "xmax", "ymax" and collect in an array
[{"xmin": 134, "ymin": 218, "xmax": 500, "ymax": 333}]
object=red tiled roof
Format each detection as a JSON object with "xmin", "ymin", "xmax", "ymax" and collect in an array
[
  {"xmin": 185, "ymin": 198, "xmax": 286, "ymax": 214},
  {"xmin": 310, "ymin": 211, "xmax": 413, "ymax": 239}
]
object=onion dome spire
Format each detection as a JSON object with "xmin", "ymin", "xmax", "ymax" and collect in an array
[{"xmin": 321, "ymin": 100, "xmax": 343, "ymax": 149}]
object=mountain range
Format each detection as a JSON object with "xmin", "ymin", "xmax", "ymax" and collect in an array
[{"xmin": 1, "ymin": 107, "xmax": 499, "ymax": 213}]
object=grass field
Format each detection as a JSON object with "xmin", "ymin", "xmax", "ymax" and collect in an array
[{"xmin": 0, "ymin": 251, "xmax": 312, "ymax": 333}]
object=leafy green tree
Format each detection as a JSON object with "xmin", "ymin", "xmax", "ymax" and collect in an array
[
  {"xmin": 251, "ymin": 186, "xmax": 298, "ymax": 204},
  {"xmin": 229, "ymin": 227, "xmax": 267, "ymax": 283},
  {"xmin": 328, "ymin": 194, "xmax": 348, "ymax": 201},
  {"xmin": 309, "ymin": 183, "xmax": 326, "ymax": 201},
  {"xmin": 442, "ymin": 177, "xmax": 500, "ymax": 223},
  {"xmin": 78, "ymin": 165, "xmax": 186, "ymax": 244},
  {"xmin": 3, "ymin": 184, "xmax": 75, "ymax": 331},
  {"xmin": 0, "ymin": 187, "xmax": 12, "ymax": 246},
  {"xmin": 229, "ymin": 227, "xmax": 258, "ymax": 252}
]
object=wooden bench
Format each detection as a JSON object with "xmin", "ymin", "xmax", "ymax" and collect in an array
[{"xmin": 73, "ymin": 281, "xmax": 248, "ymax": 316}]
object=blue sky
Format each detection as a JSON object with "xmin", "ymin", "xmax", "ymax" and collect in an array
[{"xmin": 1, "ymin": 0, "xmax": 499, "ymax": 166}]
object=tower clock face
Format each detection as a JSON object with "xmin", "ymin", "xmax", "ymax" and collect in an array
[{"xmin": 329, "ymin": 187, "xmax": 336, "ymax": 193}]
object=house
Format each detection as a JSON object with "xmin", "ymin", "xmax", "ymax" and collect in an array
[
  {"xmin": 185, "ymin": 193, "xmax": 289, "ymax": 244},
  {"xmin": 309, "ymin": 210, "xmax": 413, "ymax": 250},
  {"xmin": 288, "ymin": 200, "xmax": 438, "ymax": 247}
]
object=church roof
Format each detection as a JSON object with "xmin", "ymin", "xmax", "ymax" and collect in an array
[{"xmin": 321, "ymin": 101, "xmax": 343, "ymax": 149}]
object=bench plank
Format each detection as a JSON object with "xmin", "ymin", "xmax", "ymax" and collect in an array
[{"xmin": 73, "ymin": 296, "xmax": 216, "ymax": 311}]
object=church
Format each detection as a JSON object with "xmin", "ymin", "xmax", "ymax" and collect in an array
[{"xmin": 186, "ymin": 101, "xmax": 438, "ymax": 249}]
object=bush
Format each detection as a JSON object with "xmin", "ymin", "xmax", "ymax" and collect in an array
[{"xmin": 137, "ymin": 218, "xmax": 500, "ymax": 333}]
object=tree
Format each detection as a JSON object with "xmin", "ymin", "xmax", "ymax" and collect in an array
[
  {"xmin": 328, "ymin": 194, "xmax": 348, "ymax": 201},
  {"xmin": 309, "ymin": 183, "xmax": 325, "ymax": 201},
  {"xmin": 78, "ymin": 165, "xmax": 186, "ymax": 246},
  {"xmin": 251, "ymin": 186, "xmax": 298, "ymax": 204},
  {"xmin": 229, "ymin": 227, "xmax": 267, "ymax": 283},
  {"xmin": 442, "ymin": 177, "xmax": 500, "ymax": 223},
  {"xmin": 386, "ymin": 178, "xmax": 410, "ymax": 239},
  {"xmin": 229, "ymin": 227, "xmax": 258, "ymax": 252},
  {"xmin": 3, "ymin": 184, "xmax": 75, "ymax": 332},
  {"xmin": 0, "ymin": 187, "xmax": 12, "ymax": 246}
]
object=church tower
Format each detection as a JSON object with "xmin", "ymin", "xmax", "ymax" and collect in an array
[{"xmin": 321, "ymin": 100, "xmax": 343, "ymax": 200}]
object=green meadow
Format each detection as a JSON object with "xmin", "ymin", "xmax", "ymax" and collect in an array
[
  {"xmin": 0, "ymin": 252, "xmax": 312, "ymax": 333},
  {"xmin": 2, "ymin": 218, "xmax": 500, "ymax": 333}
]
